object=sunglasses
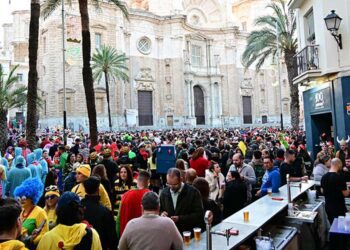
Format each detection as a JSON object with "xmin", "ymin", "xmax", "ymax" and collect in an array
[
  {"xmin": 45, "ymin": 195, "xmax": 58, "ymax": 200},
  {"xmin": 16, "ymin": 196, "xmax": 27, "ymax": 201},
  {"xmin": 45, "ymin": 185, "xmax": 59, "ymax": 192}
]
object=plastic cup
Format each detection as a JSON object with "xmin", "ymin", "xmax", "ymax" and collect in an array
[
  {"xmin": 243, "ymin": 210, "xmax": 249, "ymax": 222},
  {"xmin": 338, "ymin": 216, "xmax": 345, "ymax": 230},
  {"xmin": 267, "ymin": 188, "xmax": 272, "ymax": 196},
  {"xmin": 183, "ymin": 231, "xmax": 191, "ymax": 245},
  {"xmin": 345, "ymin": 216, "xmax": 350, "ymax": 231},
  {"xmin": 193, "ymin": 228, "xmax": 201, "ymax": 241}
]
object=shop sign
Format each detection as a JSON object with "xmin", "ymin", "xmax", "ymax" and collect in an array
[{"xmin": 310, "ymin": 87, "xmax": 331, "ymax": 112}]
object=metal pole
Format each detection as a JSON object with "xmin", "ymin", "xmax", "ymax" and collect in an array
[
  {"xmin": 62, "ymin": 0, "xmax": 67, "ymax": 144},
  {"xmin": 276, "ymin": 21, "xmax": 284, "ymax": 130}
]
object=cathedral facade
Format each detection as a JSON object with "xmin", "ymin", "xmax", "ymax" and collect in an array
[{"xmin": 36, "ymin": 0, "xmax": 291, "ymax": 131}]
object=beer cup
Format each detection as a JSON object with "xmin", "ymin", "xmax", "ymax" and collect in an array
[
  {"xmin": 243, "ymin": 211, "xmax": 249, "ymax": 222},
  {"xmin": 193, "ymin": 228, "xmax": 201, "ymax": 241},
  {"xmin": 183, "ymin": 231, "xmax": 191, "ymax": 245}
]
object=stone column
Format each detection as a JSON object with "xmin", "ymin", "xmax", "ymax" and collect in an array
[
  {"xmin": 186, "ymin": 80, "xmax": 192, "ymax": 117},
  {"xmin": 210, "ymin": 82, "xmax": 215, "ymax": 119},
  {"xmin": 218, "ymin": 82, "xmax": 223, "ymax": 117},
  {"xmin": 190, "ymin": 81, "xmax": 195, "ymax": 117}
]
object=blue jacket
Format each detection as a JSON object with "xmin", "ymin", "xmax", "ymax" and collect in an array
[{"xmin": 260, "ymin": 166, "xmax": 280, "ymax": 195}]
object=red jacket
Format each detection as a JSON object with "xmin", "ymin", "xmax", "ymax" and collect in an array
[
  {"xmin": 119, "ymin": 188, "xmax": 150, "ymax": 236},
  {"xmin": 190, "ymin": 157, "xmax": 210, "ymax": 177}
]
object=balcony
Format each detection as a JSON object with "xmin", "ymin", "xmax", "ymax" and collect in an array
[{"xmin": 293, "ymin": 45, "xmax": 321, "ymax": 84}]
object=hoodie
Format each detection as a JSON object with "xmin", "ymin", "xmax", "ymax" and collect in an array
[
  {"xmin": 11, "ymin": 147, "xmax": 25, "ymax": 169},
  {"xmin": 34, "ymin": 149, "xmax": 48, "ymax": 183},
  {"xmin": 37, "ymin": 223, "xmax": 102, "ymax": 250},
  {"xmin": 0, "ymin": 239, "xmax": 28, "ymax": 250},
  {"xmin": 27, "ymin": 153, "xmax": 42, "ymax": 181},
  {"xmin": 260, "ymin": 166, "xmax": 281, "ymax": 196},
  {"xmin": 5, "ymin": 157, "xmax": 31, "ymax": 197}
]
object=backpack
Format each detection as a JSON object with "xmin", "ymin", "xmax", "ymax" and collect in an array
[{"xmin": 74, "ymin": 228, "xmax": 92, "ymax": 250}]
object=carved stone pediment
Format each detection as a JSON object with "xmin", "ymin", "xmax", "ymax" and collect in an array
[
  {"xmin": 91, "ymin": 24, "xmax": 107, "ymax": 30},
  {"xmin": 240, "ymin": 88, "xmax": 252, "ymax": 96},
  {"xmin": 137, "ymin": 81, "xmax": 154, "ymax": 91},
  {"xmin": 58, "ymin": 88, "xmax": 75, "ymax": 94},
  {"xmin": 135, "ymin": 68, "xmax": 154, "ymax": 82},
  {"xmin": 240, "ymin": 78, "xmax": 253, "ymax": 89}
]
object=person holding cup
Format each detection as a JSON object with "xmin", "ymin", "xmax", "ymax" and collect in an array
[
  {"xmin": 256, "ymin": 155, "xmax": 280, "ymax": 197},
  {"xmin": 205, "ymin": 161, "xmax": 225, "ymax": 202}
]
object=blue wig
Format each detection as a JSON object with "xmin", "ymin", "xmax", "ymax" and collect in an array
[{"xmin": 14, "ymin": 178, "xmax": 44, "ymax": 205}]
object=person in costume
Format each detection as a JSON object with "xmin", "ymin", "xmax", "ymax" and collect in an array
[
  {"xmin": 0, "ymin": 155, "xmax": 7, "ymax": 198},
  {"xmin": 34, "ymin": 149, "xmax": 48, "ymax": 184},
  {"xmin": 11, "ymin": 147, "xmax": 25, "ymax": 168},
  {"xmin": 336, "ymin": 136, "xmax": 350, "ymax": 168},
  {"xmin": 27, "ymin": 153, "xmax": 43, "ymax": 181},
  {"xmin": 13, "ymin": 178, "xmax": 48, "ymax": 248},
  {"xmin": 37, "ymin": 192, "xmax": 102, "ymax": 250},
  {"xmin": 43, "ymin": 185, "xmax": 60, "ymax": 230},
  {"xmin": 113, "ymin": 165, "xmax": 136, "ymax": 216},
  {"xmin": 5, "ymin": 156, "xmax": 31, "ymax": 197},
  {"xmin": 71, "ymin": 164, "xmax": 112, "ymax": 210}
]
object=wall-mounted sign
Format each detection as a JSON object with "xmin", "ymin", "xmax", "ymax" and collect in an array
[
  {"xmin": 310, "ymin": 87, "xmax": 331, "ymax": 113},
  {"xmin": 347, "ymin": 103, "xmax": 350, "ymax": 115},
  {"xmin": 315, "ymin": 91, "xmax": 324, "ymax": 109}
]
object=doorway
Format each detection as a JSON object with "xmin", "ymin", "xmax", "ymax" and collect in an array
[
  {"xmin": 311, "ymin": 112, "xmax": 333, "ymax": 152},
  {"xmin": 194, "ymin": 86, "xmax": 205, "ymax": 125},
  {"xmin": 138, "ymin": 91, "xmax": 153, "ymax": 126}
]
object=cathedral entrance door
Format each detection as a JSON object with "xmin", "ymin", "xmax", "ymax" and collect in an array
[
  {"xmin": 194, "ymin": 86, "xmax": 205, "ymax": 125},
  {"xmin": 138, "ymin": 90, "xmax": 153, "ymax": 126}
]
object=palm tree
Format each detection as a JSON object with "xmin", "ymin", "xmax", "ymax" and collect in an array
[
  {"xmin": 242, "ymin": 0, "xmax": 299, "ymax": 129},
  {"xmin": 0, "ymin": 65, "xmax": 27, "ymax": 152},
  {"xmin": 42, "ymin": 0, "xmax": 128, "ymax": 147},
  {"xmin": 92, "ymin": 45, "xmax": 129, "ymax": 131},
  {"xmin": 26, "ymin": 0, "xmax": 41, "ymax": 150}
]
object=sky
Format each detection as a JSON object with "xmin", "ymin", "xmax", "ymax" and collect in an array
[{"xmin": 0, "ymin": 0, "xmax": 30, "ymax": 46}]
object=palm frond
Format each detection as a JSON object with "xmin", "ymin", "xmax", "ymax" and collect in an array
[
  {"xmin": 41, "ymin": 0, "xmax": 73, "ymax": 19},
  {"xmin": 108, "ymin": 0, "xmax": 129, "ymax": 20},
  {"xmin": 242, "ymin": 0, "xmax": 297, "ymax": 71},
  {"xmin": 41, "ymin": 0, "xmax": 61, "ymax": 19},
  {"xmin": 92, "ymin": 45, "xmax": 129, "ymax": 84},
  {"xmin": 0, "ymin": 64, "xmax": 28, "ymax": 112}
]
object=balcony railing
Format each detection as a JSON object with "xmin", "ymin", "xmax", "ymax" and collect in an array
[{"xmin": 295, "ymin": 45, "xmax": 320, "ymax": 75}]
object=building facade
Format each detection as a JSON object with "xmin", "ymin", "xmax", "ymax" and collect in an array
[
  {"xmin": 0, "ymin": 9, "xmax": 29, "ymax": 123},
  {"xmin": 289, "ymin": 0, "xmax": 350, "ymax": 157},
  {"xmin": 1, "ymin": 0, "xmax": 291, "ymax": 131}
]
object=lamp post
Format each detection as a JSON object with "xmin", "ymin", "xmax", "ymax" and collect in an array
[
  {"xmin": 62, "ymin": 0, "xmax": 67, "ymax": 144},
  {"xmin": 276, "ymin": 22, "xmax": 284, "ymax": 130},
  {"xmin": 324, "ymin": 10, "xmax": 343, "ymax": 49}
]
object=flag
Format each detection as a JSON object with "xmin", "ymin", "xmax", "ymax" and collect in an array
[{"xmin": 238, "ymin": 141, "xmax": 247, "ymax": 156}]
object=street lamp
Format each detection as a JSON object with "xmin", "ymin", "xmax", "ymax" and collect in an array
[
  {"xmin": 62, "ymin": 0, "xmax": 67, "ymax": 144},
  {"xmin": 324, "ymin": 10, "xmax": 343, "ymax": 49}
]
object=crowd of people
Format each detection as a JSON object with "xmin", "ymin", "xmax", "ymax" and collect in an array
[{"xmin": 0, "ymin": 127, "xmax": 349, "ymax": 250}]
